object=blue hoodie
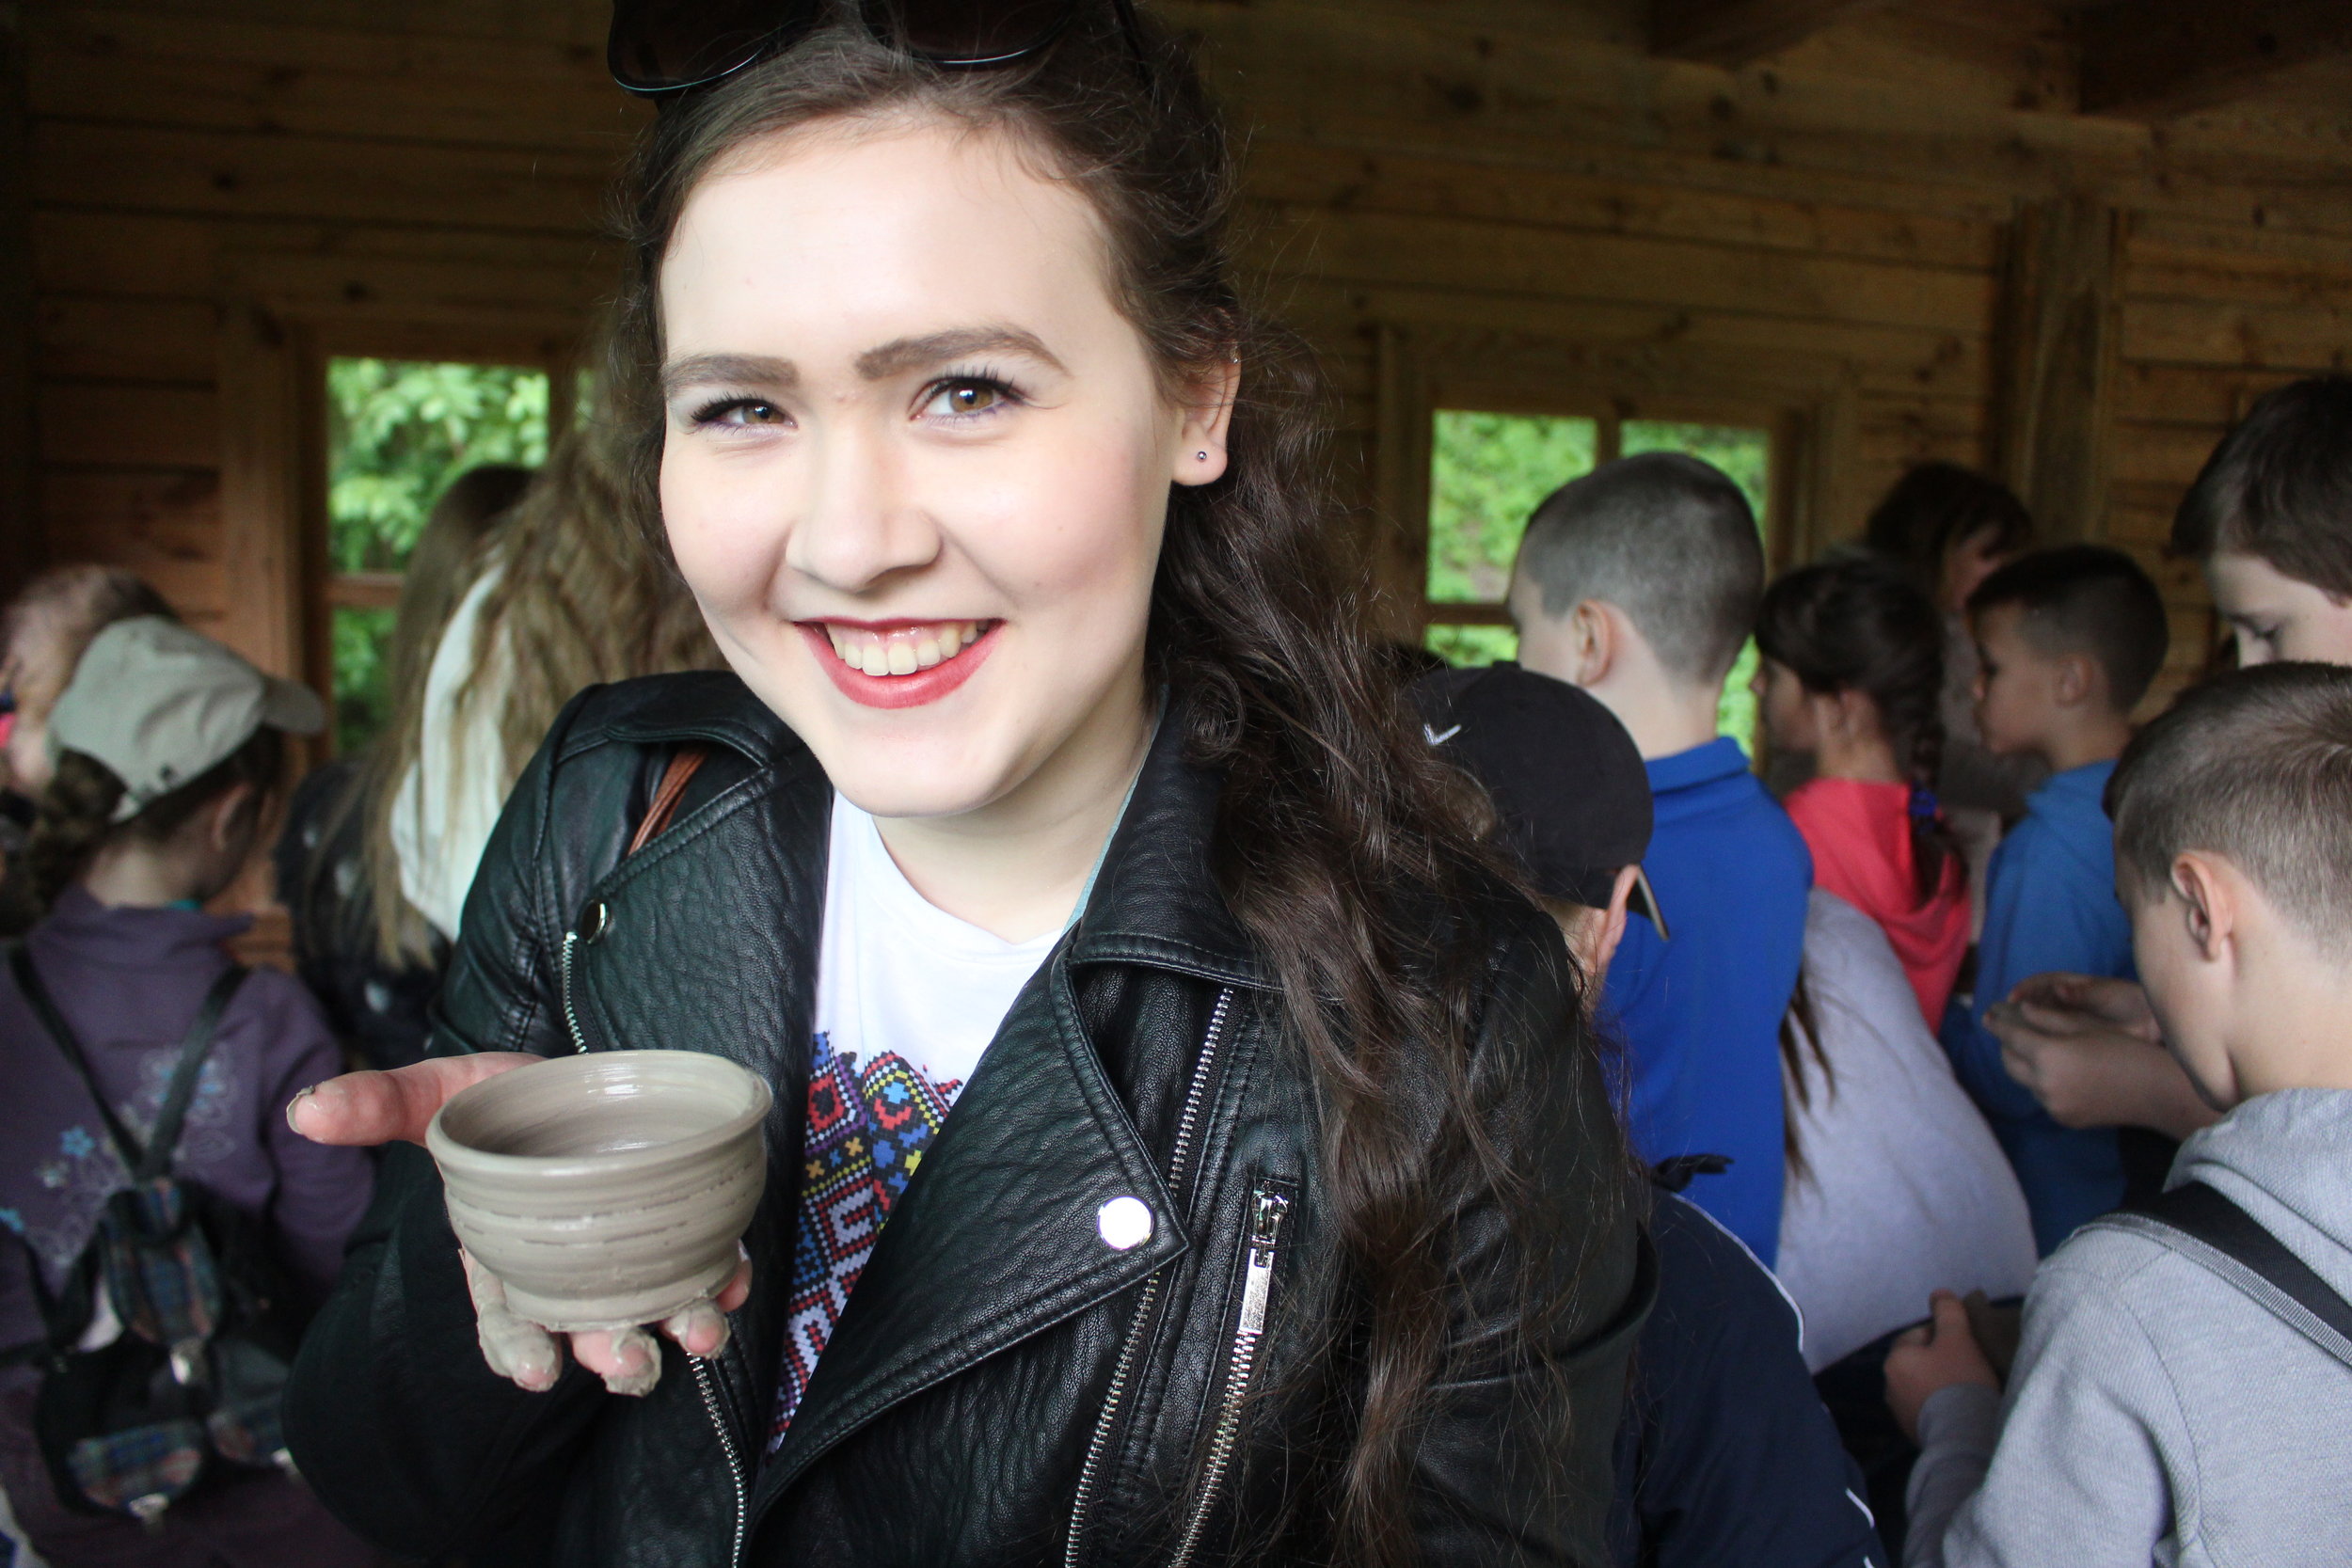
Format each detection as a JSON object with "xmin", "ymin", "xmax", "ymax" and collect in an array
[
  {"xmin": 1940, "ymin": 759, "xmax": 2135, "ymax": 1255},
  {"xmin": 1602, "ymin": 737, "xmax": 1811, "ymax": 1263}
]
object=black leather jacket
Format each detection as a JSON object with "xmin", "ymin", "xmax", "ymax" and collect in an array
[{"xmin": 286, "ymin": 673, "xmax": 1645, "ymax": 1567}]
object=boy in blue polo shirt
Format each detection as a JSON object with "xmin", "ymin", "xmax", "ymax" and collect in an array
[
  {"xmin": 1510, "ymin": 452, "xmax": 1810, "ymax": 1262},
  {"xmin": 1943, "ymin": 545, "xmax": 2169, "ymax": 1253}
]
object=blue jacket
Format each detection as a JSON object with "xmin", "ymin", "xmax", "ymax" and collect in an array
[
  {"xmin": 1940, "ymin": 759, "xmax": 2135, "ymax": 1254},
  {"xmin": 1602, "ymin": 737, "xmax": 1811, "ymax": 1262},
  {"xmin": 1610, "ymin": 1192, "xmax": 1884, "ymax": 1568}
]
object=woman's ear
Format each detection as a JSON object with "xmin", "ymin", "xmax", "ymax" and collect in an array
[{"xmin": 1171, "ymin": 356, "xmax": 1242, "ymax": 489}]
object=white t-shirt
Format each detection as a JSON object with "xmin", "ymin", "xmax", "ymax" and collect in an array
[
  {"xmin": 1774, "ymin": 889, "xmax": 2039, "ymax": 1371},
  {"xmin": 772, "ymin": 794, "xmax": 1061, "ymax": 1449},
  {"xmin": 389, "ymin": 564, "xmax": 512, "ymax": 941},
  {"xmin": 812, "ymin": 794, "xmax": 1062, "ymax": 1094}
]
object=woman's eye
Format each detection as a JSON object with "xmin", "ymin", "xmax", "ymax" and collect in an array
[
  {"xmin": 691, "ymin": 398, "xmax": 786, "ymax": 429},
  {"xmin": 924, "ymin": 378, "xmax": 1014, "ymax": 419}
]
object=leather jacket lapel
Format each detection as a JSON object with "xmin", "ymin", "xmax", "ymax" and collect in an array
[{"xmin": 754, "ymin": 958, "xmax": 1186, "ymax": 1512}]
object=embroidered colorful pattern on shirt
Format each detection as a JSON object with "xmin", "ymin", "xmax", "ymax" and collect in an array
[{"xmin": 770, "ymin": 1032, "xmax": 960, "ymax": 1449}]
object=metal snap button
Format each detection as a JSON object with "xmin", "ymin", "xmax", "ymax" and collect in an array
[
  {"xmin": 578, "ymin": 899, "xmax": 610, "ymax": 943},
  {"xmin": 1096, "ymin": 1196, "xmax": 1153, "ymax": 1251}
]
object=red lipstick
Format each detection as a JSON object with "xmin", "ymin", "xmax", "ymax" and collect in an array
[{"xmin": 799, "ymin": 620, "xmax": 999, "ymax": 709}]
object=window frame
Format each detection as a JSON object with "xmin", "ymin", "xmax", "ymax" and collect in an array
[
  {"xmin": 1373, "ymin": 323, "xmax": 1856, "ymax": 642},
  {"xmin": 313, "ymin": 335, "xmax": 577, "ymax": 751},
  {"xmin": 215, "ymin": 250, "xmax": 599, "ymax": 745}
]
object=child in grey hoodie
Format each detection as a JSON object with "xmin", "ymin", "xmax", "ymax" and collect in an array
[{"xmin": 1887, "ymin": 661, "xmax": 2352, "ymax": 1567}]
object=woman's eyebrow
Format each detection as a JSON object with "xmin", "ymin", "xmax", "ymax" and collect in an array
[
  {"xmin": 662, "ymin": 352, "xmax": 796, "ymax": 395},
  {"xmin": 855, "ymin": 327, "xmax": 1066, "ymax": 380}
]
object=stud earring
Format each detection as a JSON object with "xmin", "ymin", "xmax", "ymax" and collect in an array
[{"xmin": 1197, "ymin": 450, "xmax": 1209, "ymax": 460}]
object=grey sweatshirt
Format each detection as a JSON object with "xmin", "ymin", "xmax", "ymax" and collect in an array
[{"xmin": 1906, "ymin": 1087, "xmax": 2352, "ymax": 1567}]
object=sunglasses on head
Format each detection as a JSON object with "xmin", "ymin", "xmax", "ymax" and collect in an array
[{"xmin": 609, "ymin": 0, "xmax": 1124, "ymax": 98}]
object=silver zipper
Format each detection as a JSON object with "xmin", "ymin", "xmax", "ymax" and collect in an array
[
  {"xmin": 691, "ymin": 1354, "xmax": 748, "ymax": 1567},
  {"xmin": 1168, "ymin": 1184, "xmax": 1291, "ymax": 1568},
  {"xmin": 564, "ymin": 901, "xmax": 739, "ymax": 1553},
  {"xmin": 559, "ymin": 929, "xmax": 588, "ymax": 1053},
  {"xmin": 1063, "ymin": 988, "xmax": 1235, "ymax": 1568}
]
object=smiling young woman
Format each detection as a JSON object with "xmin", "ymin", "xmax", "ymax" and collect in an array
[{"xmin": 278, "ymin": 8, "xmax": 1645, "ymax": 1566}]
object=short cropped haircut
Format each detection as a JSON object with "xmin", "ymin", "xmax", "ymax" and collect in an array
[
  {"xmin": 1966, "ymin": 544, "xmax": 2169, "ymax": 713},
  {"xmin": 2170, "ymin": 376, "xmax": 2352, "ymax": 594},
  {"xmin": 2109, "ymin": 662, "xmax": 2352, "ymax": 952},
  {"xmin": 1515, "ymin": 451, "xmax": 1761, "ymax": 684}
]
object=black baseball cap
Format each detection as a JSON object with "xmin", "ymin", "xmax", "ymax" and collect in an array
[{"xmin": 1411, "ymin": 661, "xmax": 1667, "ymax": 936}]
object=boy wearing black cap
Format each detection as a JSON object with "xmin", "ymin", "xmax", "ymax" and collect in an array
[{"xmin": 1415, "ymin": 664, "xmax": 1884, "ymax": 1568}]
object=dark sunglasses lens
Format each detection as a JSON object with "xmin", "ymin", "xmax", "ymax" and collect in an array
[
  {"xmin": 610, "ymin": 0, "xmax": 812, "ymax": 92},
  {"xmin": 883, "ymin": 0, "xmax": 1075, "ymax": 64}
]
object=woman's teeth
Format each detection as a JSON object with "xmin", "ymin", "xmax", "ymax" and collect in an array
[{"xmin": 823, "ymin": 621, "xmax": 984, "ymax": 677}]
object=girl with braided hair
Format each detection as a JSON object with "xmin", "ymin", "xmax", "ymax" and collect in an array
[{"xmin": 1757, "ymin": 559, "xmax": 1969, "ymax": 1028}]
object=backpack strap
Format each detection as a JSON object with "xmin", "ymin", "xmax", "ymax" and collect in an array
[
  {"xmin": 2090, "ymin": 1180, "xmax": 2352, "ymax": 1374},
  {"xmin": 9, "ymin": 944, "xmax": 248, "ymax": 1182},
  {"xmin": 138, "ymin": 965, "xmax": 247, "ymax": 1183},
  {"xmin": 628, "ymin": 746, "xmax": 709, "ymax": 857}
]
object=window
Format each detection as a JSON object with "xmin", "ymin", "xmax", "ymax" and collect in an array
[
  {"xmin": 1422, "ymin": 407, "xmax": 1772, "ymax": 751},
  {"xmin": 324, "ymin": 357, "xmax": 552, "ymax": 753}
]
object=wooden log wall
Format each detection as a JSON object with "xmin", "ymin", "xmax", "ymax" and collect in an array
[{"xmin": 14, "ymin": 0, "xmax": 2352, "ymax": 701}]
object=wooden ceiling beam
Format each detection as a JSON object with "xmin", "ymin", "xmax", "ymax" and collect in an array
[
  {"xmin": 1650, "ymin": 0, "xmax": 1894, "ymax": 67},
  {"xmin": 2078, "ymin": 0, "xmax": 2352, "ymax": 119}
]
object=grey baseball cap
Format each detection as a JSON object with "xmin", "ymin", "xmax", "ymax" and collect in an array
[{"xmin": 49, "ymin": 617, "xmax": 324, "ymax": 822}]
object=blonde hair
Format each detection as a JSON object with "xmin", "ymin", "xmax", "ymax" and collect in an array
[{"xmin": 358, "ymin": 381, "xmax": 720, "ymax": 962}]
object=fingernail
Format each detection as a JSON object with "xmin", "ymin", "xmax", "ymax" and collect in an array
[{"xmin": 284, "ymin": 1085, "xmax": 315, "ymax": 1134}]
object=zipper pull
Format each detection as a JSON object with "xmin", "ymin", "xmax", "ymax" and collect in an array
[{"xmin": 1237, "ymin": 1190, "xmax": 1290, "ymax": 1337}]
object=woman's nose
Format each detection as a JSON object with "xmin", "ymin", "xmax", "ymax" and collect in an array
[{"xmin": 782, "ymin": 424, "xmax": 942, "ymax": 593}]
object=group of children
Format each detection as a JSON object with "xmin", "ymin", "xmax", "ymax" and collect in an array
[
  {"xmin": 1433, "ymin": 371, "xmax": 2352, "ymax": 1564},
  {"xmin": 1, "ymin": 375, "xmax": 2350, "ymax": 1565}
]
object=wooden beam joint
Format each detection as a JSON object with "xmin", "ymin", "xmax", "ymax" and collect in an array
[
  {"xmin": 2079, "ymin": 0, "xmax": 2352, "ymax": 119},
  {"xmin": 1651, "ymin": 0, "xmax": 1892, "ymax": 68}
]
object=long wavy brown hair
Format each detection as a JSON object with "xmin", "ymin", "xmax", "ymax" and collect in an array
[
  {"xmin": 359, "ymin": 389, "xmax": 721, "ymax": 961},
  {"xmin": 606, "ymin": 19, "xmax": 1629, "ymax": 1564}
]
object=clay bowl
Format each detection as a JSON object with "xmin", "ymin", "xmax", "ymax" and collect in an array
[{"xmin": 426, "ymin": 1051, "xmax": 771, "ymax": 1332}]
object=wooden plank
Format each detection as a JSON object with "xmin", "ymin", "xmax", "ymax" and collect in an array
[
  {"xmin": 2109, "ymin": 421, "xmax": 2229, "ymax": 489},
  {"xmin": 1166, "ymin": 0, "xmax": 2352, "ymax": 236},
  {"xmin": 2121, "ymin": 297, "xmax": 2352, "ymax": 371},
  {"xmin": 1276, "ymin": 278, "xmax": 1994, "ymax": 397},
  {"xmin": 0, "ymin": 4, "xmax": 37, "ymax": 601},
  {"xmin": 2079, "ymin": 0, "xmax": 2352, "ymax": 119},
  {"xmin": 1246, "ymin": 203, "xmax": 1995, "ymax": 334},
  {"xmin": 39, "ymin": 383, "xmax": 217, "ymax": 468},
  {"xmin": 2124, "ymin": 242, "xmax": 2352, "ymax": 312},
  {"xmin": 32, "ymin": 120, "xmax": 612, "ymax": 233},
  {"xmin": 24, "ymin": 11, "xmax": 646, "ymax": 157},
  {"xmin": 1653, "ymin": 0, "xmax": 1895, "ymax": 66},
  {"xmin": 1994, "ymin": 199, "xmax": 2122, "ymax": 543},
  {"xmin": 214, "ymin": 299, "xmax": 310, "ymax": 680},
  {"xmin": 30, "ymin": 6, "xmax": 623, "ymax": 92},
  {"xmin": 1237, "ymin": 139, "xmax": 1999, "ymax": 271},
  {"xmin": 2112, "ymin": 363, "xmax": 2297, "ymax": 427},
  {"xmin": 2131, "ymin": 212, "xmax": 2352, "ymax": 277},
  {"xmin": 31, "ymin": 210, "xmax": 622, "ymax": 299},
  {"xmin": 37, "ymin": 294, "xmax": 218, "ymax": 383},
  {"xmin": 39, "ymin": 468, "xmax": 227, "ymax": 617}
]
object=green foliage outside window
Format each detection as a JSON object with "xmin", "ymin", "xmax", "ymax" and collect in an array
[
  {"xmin": 1422, "ymin": 410, "xmax": 1772, "ymax": 755},
  {"xmin": 1425, "ymin": 411, "xmax": 1597, "ymax": 608},
  {"xmin": 325, "ymin": 357, "xmax": 551, "ymax": 753}
]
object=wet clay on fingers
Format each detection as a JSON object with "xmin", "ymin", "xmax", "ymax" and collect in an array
[{"xmin": 428, "ymin": 1050, "xmax": 771, "ymax": 1336}]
